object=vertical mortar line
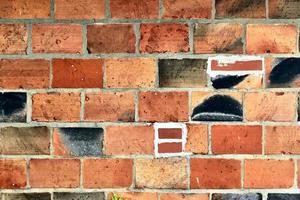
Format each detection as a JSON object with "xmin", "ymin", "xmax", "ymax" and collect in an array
[
  {"xmin": 212, "ymin": 0, "xmax": 216, "ymax": 19},
  {"xmin": 26, "ymin": 24, "xmax": 32, "ymax": 55},
  {"xmin": 104, "ymin": 192, "xmax": 108, "ymax": 200},
  {"xmin": 80, "ymin": 91, "xmax": 85, "ymax": 122},
  {"xmin": 26, "ymin": 158, "xmax": 30, "ymax": 188},
  {"xmin": 242, "ymin": 23, "xmax": 247, "ymax": 55},
  {"xmin": 49, "ymin": 127, "xmax": 54, "ymax": 157},
  {"xmin": 157, "ymin": 193, "xmax": 161, "ymax": 200},
  {"xmin": 134, "ymin": 23, "xmax": 141, "ymax": 54},
  {"xmin": 262, "ymin": 192, "xmax": 268, "ymax": 200},
  {"xmin": 82, "ymin": 24, "xmax": 88, "ymax": 56},
  {"xmin": 265, "ymin": 0, "xmax": 269, "ymax": 19},
  {"xmin": 105, "ymin": 0, "xmax": 111, "ymax": 19},
  {"xmin": 189, "ymin": 23, "xmax": 194, "ymax": 54},
  {"xmin": 51, "ymin": 192, "xmax": 54, "ymax": 200},
  {"xmin": 241, "ymin": 159, "xmax": 244, "ymax": 189},
  {"xmin": 26, "ymin": 92, "xmax": 32, "ymax": 123},
  {"xmin": 155, "ymin": 58, "xmax": 160, "ymax": 88},
  {"xmin": 209, "ymin": 193, "xmax": 212, "ymax": 200},
  {"xmin": 208, "ymin": 124, "xmax": 212, "ymax": 154},
  {"xmin": 51, "ymin": 0, "xmax": 55, "ymax": 18},
  {"xmin": 134, "ymin": 90, "xmax": 139, "ymax": 122},
  {"xmin": 102, "ymin": 59, "xmax": 107, "ymax": 89},
  {"xmin": 262, "ymin": 125, "xmax": 265, "ymax": 155},
  {"xmin": 159, "ymin": 0, "xmax": 164, "ymax": 18}
]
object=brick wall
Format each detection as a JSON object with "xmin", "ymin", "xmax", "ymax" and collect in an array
[{"xmin": 0, "ymin": 0, "xmax": 300, "ymax": 200}]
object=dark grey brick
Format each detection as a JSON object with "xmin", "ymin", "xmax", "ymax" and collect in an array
[
  {"xmin": 0, "ymin": 93, "xmax": 26, "ymax": 122},
  {"xmin": 1, "ymin": 193, "xmax": 51, "ymax": 200},
  {"xmin": 53, "ymin": 193, "xmax": 105, "ymax": 200},
  {"xmin": 212, "ymin": 193, "xmax": 262, "ymax": 200},
  {"xmin": 268, "ymin": 194, "xmax": 300, "ymax": 200}
]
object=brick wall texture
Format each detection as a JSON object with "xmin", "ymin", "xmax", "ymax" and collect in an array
[{"xmin": 0, "ymin": 0, "xmax": 300, "ymax": 199}]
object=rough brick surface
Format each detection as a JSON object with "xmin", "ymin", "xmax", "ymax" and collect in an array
[
  {"xmin": 0, "ymin": 159, "xmax": 26, "ymax": 189},
  {"xmin": 140, "ymin": 24, "xmax": 189, "ymax": 53},
  {"xmin": 160, "ymin": 193, "xmax": 209, "ymax": 200},
  {"xmin": 0, "ymin": 24, "xmax": 27, "ymax": 54},
  {"xmin": 107, "ymin": 192, "xmax": 157, "ymax": 200},
  {"xmin": 186, "ymin": 124, "xmax": 208, "ymax": 154},
  {"xmin": 269, "ymin": 0, "xmax": 300, "ymax": 18}
]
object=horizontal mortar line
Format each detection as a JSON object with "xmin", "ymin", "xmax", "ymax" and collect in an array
[{"xmin": 1, "ymin": 18, "xmax": 300, "ymax": 24}]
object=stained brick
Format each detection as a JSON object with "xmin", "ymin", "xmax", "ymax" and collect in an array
[
  {"xmin": 32, "ymin": 24, "xmax": 83, "ymax": 53},
  {"xmin": 269, "ymin": 0, "xmax": 300, "ymax": 18},
  {"xmin": 107, "ymin": 192, "xmax": 157, "ymax": 200},
  {"xmin": 135, "ymin": 158, "xmax": 188, "ymax": 189},
  {"xmin": 0, "ymin": 93, "xmax": 26, "ymax": 122},
  {"xmin": 163, "ymin": 0, "xmax": 211, "ymax": 19},
  {"xmin": 158, "ymin": 59, "xmax": 207, "ymax": 88},
  {"xmin": 0, "ymin": 0, "xmax": 50, "ymax": 19},
  {"xmin": 0, "ymin": 159, "xmax": 26, "ymax": 189},
  {"xmin": 212, "ymin": 125, "xmax": 262, "ymax": 154},
  {"xmin": 268, "ymin": 194, "xmax": 300, "ymax": 200},
  {"xmin": 83, "ymin": 159, "xmax": 133, "ymax": 188},
  {"xmin": 216, "ymin": 0, "xmax": 266, "ymax": 18},
  {"xmin": 0, "ymin": 24, "xmax": 27, "ymax": 54},
  {"xmin": 244, "ymin": 92, "xmax": 297, "ymax": 121},
  {"xmin": 0, "ymin": 59, "xmax": 50, "ymax": 89},
  {"xmin": 0, "ymin": 127, "xmax": 50, "ymax": 155},
  {"xmin": 52, "ymin": 59, "xmax": 103, "ymax": 88},
  {"xmin": 87, "ymin": 24, "xmax": 136, "ymax": 53},
  {"xmin": 110, "ymin": 0, "xmax": 159, "ymax": 19},
  {"xmin": 160, "ymin": 193, "xmax": 209, "ymax": 200},
  {"xmin": 104, "ymin": 125, "xmax": 154, "ymax": 155},
  {"xmin": 1, "ymin": 193, "xmax": 51, "ymax": 200},
  {"xmin": 29, "ymin": 159, "xmax": 80, "ymax": 188},
  {"xmin": 53, "ymin": 193, "xmax": 105, "ymax": 200},
  {"xmin": 105, "ymin": 58, "xmax": 156, "ymax": 88},
  {"xmin": 32, "ymin": 93, "xmax": 81, "ymax": 122},
  {"xmin": 140, "ymin": 24, "xmax": 189, "ymax": 53},
  {"xmin": 244, "ymin": 159, "xmax": 294, "ymax": 188},
  {"xmin": 138, "ymin": 91, "xmax": 189, "ymax": 122},
  {"xmin": 190, "ymin": 158, "xmax": 241, "ymax": 189},
  {"xmin": 212, "ymin": 193, "xmax": 262, "ymax": 200},
  {"xmin": 84, "ymin": 92, "xmax": 135, "ymax": 122},
  {"xmin": 186, "ymin": 124, "xmax": 208, "ymax": 154},
  {"xmin": 246, "ymin": 24, "xmax": 297, "ymax": 54},
  {"xmin": 55, "ymin": 0, "xmax": 105, "ymax": 19}
]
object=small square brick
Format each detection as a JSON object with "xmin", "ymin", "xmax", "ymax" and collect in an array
[
  {"xmin": 0, "ymin": 159, "xmax": 26, "ymax": 189},
  {"xmin": 269, "ymin": 0, "xmax": 300, "ymax": 18},
  {"xmin": 32, "ymin": 24, "xmax": 83, "ymax": 54},
  {"xmin": 0, "ymin": 93, "xmax": 26, "ymax": 122},
  {"xmin": 140, "ymin": 24, "xmax": 189, "ymax": 53},
  {"xmin": 0, "ymin": 24, "xmax": 27, "ymax": 54},
  {"xmin": 87, "ymin": 24, "xmax": 136, "ymax": 53}
]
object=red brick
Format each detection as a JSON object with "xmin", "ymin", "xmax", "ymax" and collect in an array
[
  {"xmin": 87, "ymin": 24, "xmax": 136, "ymax": 53},
  {"xmin": 105, "ymin": 58, "xmax": 156, "ymax": 88},
  {"xmin": 0, "ymin": 24, "xmax": 27, "ymax": 54},
  {"xmin": 163, "ymin": 0, "xmax": 211, "ymax": 19},
  {"xmin": 216, "ymin": 0, "xmax": 266, "ymax": 18},
  {"xmin": 194, "ymin": 23, "xmax": 243, "ymax": 54},
  {"xmin": 0, "ymin": 0, "xmax": 50, "ymax": 19},
  {"xmin": 266, "ymin": 126, "xmax": 300, "ymax": 154},
  {"xmin": 104, "ymin": 125, "xmax": 154, "ymax": 155},
  {"xmin": 244, "ymin": 92, "xmax": 297, "ymax": 121},
  {"xmin": 32, "ymin": 93, "xmax": 81, "ymax": 122},
  {"xmin": 246, "ymin": 24, "xmax": 297, "ymax": 54},
  {"xmin": 108, "ymin": 192, "xmax": 157, "ymax": 200},
  {"xmin": 210, "ymin": 59, "xmax": 263, "ymax": 71},
  {"xmin": 30, "ymin": 159, "xmax": 80, "ymax": 188},
  {"xmin": 135, "ymin": 158, "xmax": 188, "ymax": 189},
  {"xmin": 244, "ymin": 159, "xmax": 294, "ymax": 188},
  {"xmin": 52, "ymin": 59, "xmax": 103, "ymax": 88},
  {"xmin": 0, "ymin": 59, "xmax": 49, "ymax": 89},
  {"xmin": 83, "ymin": 159, "xmax": 133, "ymax": 188},
  {"xmin": 138, "ymin": 91, "xmax": 189, "ymax": 122},
  {"xmin": 140, "ymin": 24, "xmax": 189, "ymax": 53},
  {"xmin": 269, "ymin": 0, "xmax": 300, "ymax": 19},
  {"xmin": 186, "ymin": 124, "xmax": 208, "ymax": 154},
  {"xmin": 84, "ymin": 92, "xmax": 135, "ymax": 122},
  {"xmin": 158, "ymin": 128, "xmax": 182, "ymax": 139},
  {"xmin": 190, "ymin": 158, "xmax": 241, "ymax": 189},
  {"xmin": 110, "ymin": 0, "xmax": 159, "ymax": 19},
  {"xmin": 55, "ymin": 0, "xmax": 105, "ymax": 19},
  {"xmin": 212, "ymin": 125, "xmax": 262, "ymax": 154},
  {"xmin": 158, "ymin": 143, "xmax": 182, "ymax": 153},
  {"xmin": 0, "ymin": 159, "xmax": 26, "ymax": 189},
  {"xmin": 32, "ymin": 24, "xmax": 83, "ymax": 53},
  {"xmin": 160, "ymin": 193, "xmax": 209, "ymax": 200}
]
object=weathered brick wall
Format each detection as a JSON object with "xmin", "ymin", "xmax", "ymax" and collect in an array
[{"xmin": 0, "ymin": 0, "xmax": 299, "ymax": 200}]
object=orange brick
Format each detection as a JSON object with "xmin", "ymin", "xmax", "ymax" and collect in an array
[
  {"xmin": 216, "ymin": 0, "xmax": 266, "ymax": 18},
  {"xmin": 55, "ymin": 0, "xmax": 105, "ymax": 19},
  {"xmin": 0, "ymin": 0, "xmax": 50, "ymax": 19},
  {"xmin": 0, "ymin": 159, "xmax": 26, "ymax": 189},
  {"xmin": 0, "ymin": 59, "xmax": 49, "ymax": 89},
  {"xmin": 244, "ymin": 92, "xmax": 297, "ymax": 121},
  {"xmin": 194, "ymin": 23, "xmax": 243, "ymax": 54},
  {"xmin": 32, "ymin": 24, "xmax": 83, "ymax": 53},
  {"xmin": 108, "ymin": 192, "xmax": 157, "ymax": 200},
  {"xmin": 139, "ymin": 91, "xmax": 189, "ymax": 122},
  {"xmin": 0, "ymin": 24, "xmax": 27, "ymax": 54},
  {"xmin": 110, "ymin": 0, "xmax": 159, "ymax": 19},
  {"xmin": 140, "ymin": 24, "xmax": 189, "ymax": 53},
  {"xmin": 84, "ymin": 92, "xmax": 135, "ymax": 122},
  {"xmin": 190, "ymin": 159, "xmax": 241, "ymax": 189},
  {"xmin": 30, "ymin": 159, "xmax": 80, "ymax": 188},
  {"xmin": 52, "ymin": 59, "xmax": 103, "ymax": 88},
  {"xmin": 244, "ymin": 159, "xmax": 294, "ymax": 188},
  {"xmin": 32, "ymin": 93, "xmax": 81, "ymax": 122},
  {"xmin": 163, "ymin": 0, "xmax": 211, "ymax": 19},
  {"xmin": 87, "ymin": 24, "xmax": 136, "ymax": 53},
  {"xmin": 83, "ymin": 159, "xmax": 133, "ymax": 188},
  {"xmin": 186, "ymin": 124, "xmax": 208, "ymax": 154},
  {"xmin": 266, "ymin": 126, "xmax": 300, "ymax": 154},
  {"xmin": 135, "ymin": 158, "xmax": 188, "ymax": 189},
  {"xmin": 246, "ymin": 24, "xmax": 297, "ymax": 54},
  {"xmin": 105, "ymin": 58, "xmax": 156, "ymax": 88},
  {"xmin": 160, "ymin": 193, "xmax": 209, "ymax": 200},
  {"xmin": 104, "ymin": 125, "xmax": 154, "ymax": 155},
  {"xmin": 212, "ymin": 125, "xmax": 262, "ymax": 154}
]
